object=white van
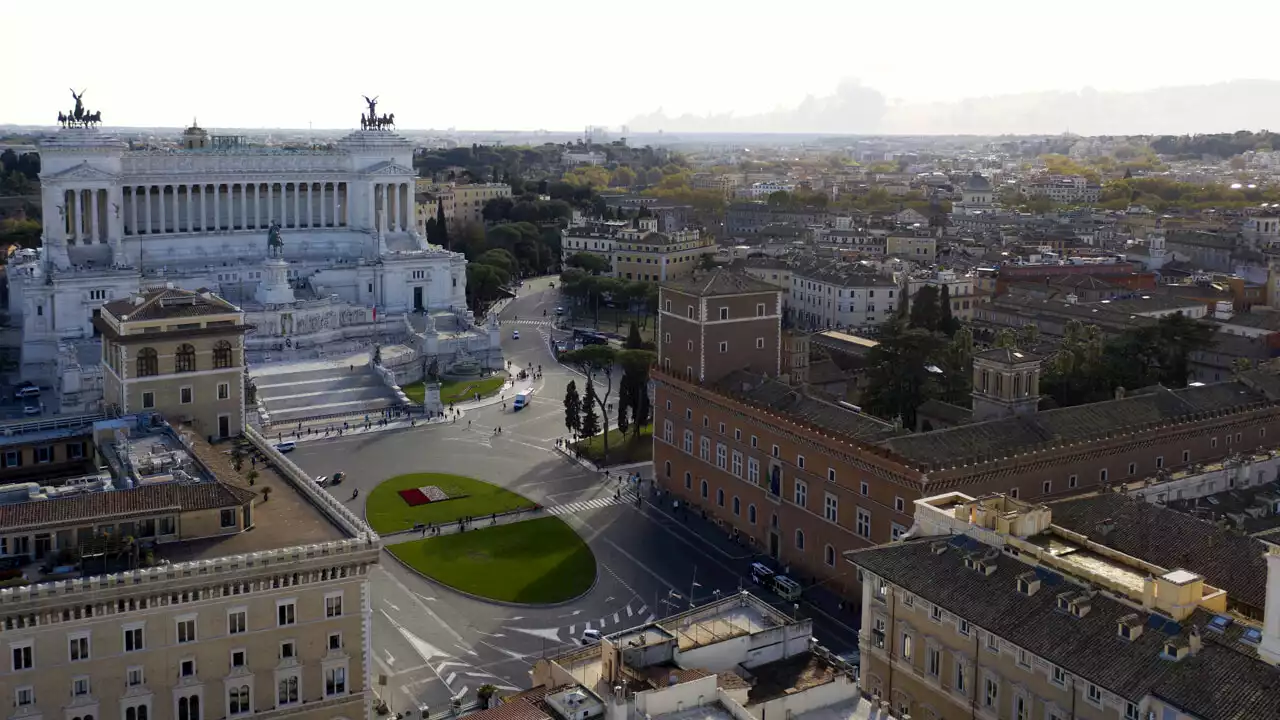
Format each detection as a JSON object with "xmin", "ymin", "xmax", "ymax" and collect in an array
[
  {"xmin": 772, "ymin": 575, "xmax": 802, "ymax": 601},
  {"xmin": 512, "ymin": 390, "xmax": 532, "ymax": 410},
  {"xmin": 14, "ymin": 385, "xmax": 39, "ymax": 399}
]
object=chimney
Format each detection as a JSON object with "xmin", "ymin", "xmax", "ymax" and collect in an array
[
  {"xmin": 1095, "ymin": 518, "xmax": 1115, "ymax": 539},
  {"xmin": 1114, "ymin": 387, "xmax": 1126, "ymax": 400}
]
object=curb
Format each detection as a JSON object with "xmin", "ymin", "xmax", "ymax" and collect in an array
[{"xmin": 380, "ymin": 520, "xmax": 601, "ymax": 609}]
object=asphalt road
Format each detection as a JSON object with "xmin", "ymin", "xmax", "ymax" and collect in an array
[{"xmin": 288, "ymin": 278, "xmax": 860, "ymax": 714}]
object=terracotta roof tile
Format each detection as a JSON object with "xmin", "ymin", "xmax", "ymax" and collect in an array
[{"xmin": 0, "ymin": 482, "xmax": 256, "ymax": 533}]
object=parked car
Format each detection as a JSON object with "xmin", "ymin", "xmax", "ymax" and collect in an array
[
  {"xmin": 22, "ymin": 405, "xmax": 41, "ymax": 416},
  {"xmin": 580, "ymin": 629, "xmax": 602, "ymax": 645}
]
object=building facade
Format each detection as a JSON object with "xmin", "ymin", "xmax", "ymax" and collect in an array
[
  {"xmin": 565, "ymin": 218, "xmax": 715, "ymax": 283},
  {"xmin": 789, "ymin": 264, "xmax": 899, "ymax": 333},
  {"xmin": 99, "ymin": 288, "xmax": 250, "ymax": 439}
]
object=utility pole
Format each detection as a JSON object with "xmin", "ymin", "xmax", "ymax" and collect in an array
[{"xmin": 689, "ymin": 566, "xmax": 700, "ymax": 609}]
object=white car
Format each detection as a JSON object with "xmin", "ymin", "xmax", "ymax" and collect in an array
[
  {"xmin": 580, "ymin": 629, "xmax": 602, "ymax": 645},
  {"xmin": 314, "ymin": 475, "xmax": 327, "ymax": 487},
  {"xmin": 512, "ymin": 330, "xmax": 520, "ymax": 340}
]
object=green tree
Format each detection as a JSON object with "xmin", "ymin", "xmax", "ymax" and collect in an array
[
  {"xmin": 616, "ymin": 386, "xmax": 630, "ymax": 437},
  {"xmin": 618, "ymin": 349, "xmax": 654, "ymax": 438},
  {"xmin": 993, "ymin": 328, "xmax": 1018, "ymax": 349},
  {"xmin": 579, "ymin": 375, "xmax": 601, "ymax": 440},
  {"xmin": 566, "ymin": 252, "xmax": 611, "ymax": 275},
  {"xmin": 475, "ymin": 248, "xmax": 517, "ymax": 275},
  {"xmin": 435, "ymin": 200, "xmax": 450, "ymax": 250},
  {"xmin": 563, "ymin": 345, "xmax": 620, "ymax": 459},
  {"xmin": 476, "ymin": 685, "xmax": 498, "ymax": 710},
  {"xmin": 1017, "ymin": 323, "xmax": 1040, "ymax": 349},
  {"xmin": 861, "ymin": 322, "xmax": 946, "ymax": 429},
  {"xmin": 626, "ymin": 321, "xmax": 644, "ymax": 350},
  {"xmin": 937, "ymin": 285, "xmax": 959, "ymax": 337},
  {"xmin": 908, "ymin": 286, "xmax": 941, "ymax": 332},
  {"xmin": 941, "ymin": 326, "xmax": 974, "ymax": 406},
  {"xmin": 563, "ymin": 380, "xmax": 582, "ymax": 436}
]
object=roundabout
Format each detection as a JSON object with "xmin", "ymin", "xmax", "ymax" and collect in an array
[{"xmin": 368, "ymin": 472, "xmax": 598, "ymax": 604}]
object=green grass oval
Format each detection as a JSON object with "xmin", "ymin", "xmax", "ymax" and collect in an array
[
  {"xmin": 388, "ymin": 516, "xmax": 597, "ymax": 604},
  {"xmin": 365, "ymin": 473, "xmax": 534, "ymax": 535}
]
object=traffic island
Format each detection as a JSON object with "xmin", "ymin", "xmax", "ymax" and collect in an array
[
  {"xmin": 387, "ymin": 516, "xmax": 597, "ymax": 604},
  {"xmin": 365, "ymin": 473, "xmax": 534, "ymax": 534}
]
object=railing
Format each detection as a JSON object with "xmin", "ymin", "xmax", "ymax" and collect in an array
[
  {"xmin": 244, "ymin": 425, "xmax": 381, "ymax": 543},
  {"xmin": 0, "ymin": 411, "xmax": 109, "ymax": 437}
]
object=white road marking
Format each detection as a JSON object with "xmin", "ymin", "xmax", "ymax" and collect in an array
[
  {"xmin": 627, "ymin": 606, "xmax": 634, "ymax": 617},
  {"xmin": 445, "ymin": 672, "xmax": 457, "ymax": 686},
  {"xmin": 384, "ymin": 601, "xmax": 401, "ymax": 612},
  {"xmin": 645, "ymin": 614, "xmax": 656, "ymax": 623},
  {"xmin": 510, "ymin": 626, "xmax": 564, "ymax": 642},
  {"xmin": 384, "ymin": 649, "xmax": 396, "ymax": 666},
  {"xmin": 568, "ymin": 624, "xmax": 576, "ymax": 635},
  {"xmin": 381, "ymin": 568, "xmax": 470, "ymax": 647},
  {"xmin": 583, "ymin": 621, "xmax": 592, "ymax": 631},
  {"xmin": 613, "ymin": 612, "xmax": 620, "ymax": 624},
  {"xmin": 435, "ymin": 661, "xmax": 467, "ymax": 672}
]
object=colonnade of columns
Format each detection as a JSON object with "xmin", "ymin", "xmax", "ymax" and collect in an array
[
  {"xmin": 62, "ymin": 187, "xmax": 110, "ymax": 244},
  {"xmin": 370, "ymin": 182, "xmax": 412, "ymax": 236},
  {"xmin": 121, "ymin": 181, "xmax": 350, "ymax": 237}
]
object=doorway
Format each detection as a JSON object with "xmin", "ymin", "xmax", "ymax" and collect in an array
[
  {"xmin": 769, "ymin": 532, "xmax": 780, "ymax": 559},
  {"xmin": 413, "ymin": 286, "xmax": 423, "ymax": 312},
  {"xmin": 218, "ymin": 415, "xmax": 230, "ymax": 439}
]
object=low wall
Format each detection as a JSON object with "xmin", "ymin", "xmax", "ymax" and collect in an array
[{"xmin": 244, "ymin": 425, "xmax": 381, "ymax": 544}]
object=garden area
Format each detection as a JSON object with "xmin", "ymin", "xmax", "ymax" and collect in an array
[
  {"xmin": 365, "ymin": 473, "xmax": 534, "ymax": 534},
  {"xmin": 401, "ymin": 374, "xmax": 507, "ymax": 405},
  {"xmin": 572, "ymin": 424, "xmax": 653, "ymax": 465},
  {"xmin": 388, "ymin": 516, "xmax": 596, "ymax": 604}
]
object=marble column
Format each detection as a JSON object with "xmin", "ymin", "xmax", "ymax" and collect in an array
[
  {"xmin": 240, "ymin": 184, "xmax": 248, "ymax": 230},
  {"xmin": 335, "ymin": 183, "xmax": 343, "ymax": 226},
  {"xmin": 319, "ymin": 183, "xmax": 326, "ymax": 228},
  {"xmin": 267, "ymin": 184, "xmax": 274, "ymax": 224},
  {"xmin": 90, "ymin": 187, "xmax": 100, "ymax": 243},
  {"xmin": 130, "ymin": 188, "xmax": 139, "ymax": 237},
  {"xmin": 305, "ymin": 183, "xmax": 312, "ymax": 229},
  {"xmin": 401, "ymin": 183, "xmax": 410, "ymax": 231},
  {"xmin": 293, "ymin": 183, "xmax": 300, "ymax": 229},
  {"xmin": 212, "ymin": 184, "xmax": 220, "ymax": 232},
  {"xmin": 185, "ymin": 186, "xmax": 193, "ymax": 233},
  {"xmin": 367, "ymin": 183, "xmax": 375, "ymax": 233},
  {"xmin": 144, "ymin": 186, "xmax": 152, "ymax": 236}
]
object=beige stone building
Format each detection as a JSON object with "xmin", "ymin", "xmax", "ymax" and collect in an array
[
  {"xmin": 565, "ymin": 217, "xmax": 716, "ymax": 283},
  {"xmin": 884, "ymin": 233, "xmax": 936, "ymax": 262},
  {"xmin": 847, "ymin": 491, "xmax": 1280, "ymax": 720},
  {"xmin": 98, "ymin": 288, "xmax": 249, "ymax": 440},
  {"xmin": 414, "ymin": 181, "xmax": 512, "ymax": 232},
  {"xmin": 0, "ymin": 420, "xmax": 380, "ymax": 720}
]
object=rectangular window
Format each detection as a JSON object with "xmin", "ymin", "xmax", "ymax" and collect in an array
[
  {"xmin": 824, "ymin": 493, "xmax": 838, "ymax": 522},
  {"xmin": 328, "ymin": 633, "xmax": 342, "ymax": 651},
  {"xmin": 326, "ymin": 593, "xmax": 344, "ymax": 618},
  {"xmin": 11, "ymin": 642, "xmax": 33, "ymax": 671},
  {"xmin": 228, "ymin": 610, "xmax": 247, "ymax": 635},
  {"xmin": 277, "ymin": 600, "xmax": 296, "ymax": 627},
  {"xmin": 700, "ymin": 437, "xmax": 710, "ymax": 461},
  {"xmin": 231, "ymin": 649, "xmax": 246, "ymax": 668},
  {"xmin": 718, "ymin": 341, "xmax": 728, "ymax": 353},
  {"xmin": 221, "ymin": 508, "xmax": 236, "ymax": 528},
  {"xmin": 927, "ymin": 648, "xmax": 941, "ymax": 677},
  {"xmin": 793, "ymin": 480, "xmax": 807, "ymax": 507},
  {"xmin": 142, "ymin": 391, "xmax": 155, "ymax": 409},
  {"xmin": 325, "ymin": 666, "xmax": 347, "ymax": 697},
  {"xmin": 124, "ymin": 624, "xmax": 144, "ymax": 652},
  {"xmin": 797, "ymin": 455, "xmax": 805, "ymax": 469},
  {"xmin": 127, "ymin": 667, "xmax": 144, "ymax": 687},
  {"xmin": 756, "ymin": 303, "xmax": 766, "ymax": 316},
  {"xmin": 856, "ymin": 507, "xmax": 871, "ymax": 539},
  {"xmin": 827, "ymin": 468, "xmax": 836, "ymax": 483},
  {"xmin": 747, "ymin": 458, "xmax": 760, "ymax": 484},
  {"xmin": 984, "ymin": 677, "xmax": 999, "ymax": 707},
  {"xmin": 719, "ymin": 307, "xmax": 728, "ymax": 320},
  {"xmin": 218, "ymin": 382, "xmax": 230, "ymax": 400},
  {"xmin": 278, "ymin": 675, "xmax": 300, "ymax": 705},
  {"xmin": 891, "ymin": 522, "xmax": 907, "ymax": 541},
  {"xmin": 15, "ymin": 687, "xmax": 33, "ymax": 707},
  {"xmin": 280, "ymin": 640, "xmax": 296, "ymax": 660},
  {"xmin": 731, "ymin": 451, "xmax": 743, "ymax": 478},
  {"xmin": 1069, "ymin": 474, "xmax": 1078, "ymax": 489},
  {"xmin": 901, "ymin": 633, "xmax": 913, "ymax": 661},
  {"xmin": 958, "ymin": 619, "xmax": 971, "ymax": 637},
  {"xmin": 955, "ymin": 664, "xmax": 966, "ymax": 692},
  {"xmin": 756, "ymin": 337, "xmax": 764, "ymax": 349},
  {"xmin": 1087, "ymin": 683, "xmax": 1102, "ymax": 705},
  {"xmin": 1051, "ymin": 666, "xmax": 1067, "ymax": 687},
  {"xmin": 69, "ymin": 634, "xmax": 90, "ymax": 662},
  {"xmin": 715, "ymin": 443, "xmax": 727, "ymax": 470},
  {"xmin": 894, "ymin": 496, "xmax": 904, "ymax": 512},
  {"xmin": 176, "ymin": 617, "xmax": 197, "ymax": 644},
  {"xmin": 1099, "ymin": 469, "xmax": 1108, "ymax": 483},
  {"xmin": 180, "ymin": 658, "xmax": 195, "ymax": 678},
  {"xmin": 1125, "ymin": 703, "xmax": 1140, "ymax": 720},
  {"xmin": 180, "ymin": 387, "xmax": 193, "ymax": 404}
]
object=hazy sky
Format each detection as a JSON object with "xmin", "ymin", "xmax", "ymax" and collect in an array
[{"xmin": 6, "ymin": 0, "xmax": 1276, "ymax": 131}]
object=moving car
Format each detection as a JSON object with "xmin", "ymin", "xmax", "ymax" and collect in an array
[
  {"xmin": 14, "ymin": 383, "xmax": 39, "ymax": 399},
  {"xmin": 275, "ymin": 441, "xmax": 297, "ymax": 453},
  {"xmin": 512, "ymin": 390, "xmax": 532, "ymax": 410},
  {"xmin": 555, "ymin": 307, "xmax": 564, "ymax": 315},
  {"xmin": 580, "ymin": 629, "xmax": 602, "ymax": 645},
  {"xmin": 512, "ymin": 329, "xmax": 520, "ymax": 339},
  {"xmin": 22, "ymin": 405, "xmax": 41, "ymax": 416}
]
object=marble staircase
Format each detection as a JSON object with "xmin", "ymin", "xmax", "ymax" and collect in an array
[{"xmin": 252, "ymin": 363, "xmax": 401, "ymax": 424}]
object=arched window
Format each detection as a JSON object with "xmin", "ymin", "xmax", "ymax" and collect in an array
[
  {"xmin": 127, "ymin": 708, "xmax": 137, "ymax": 720},
  {"xmin": 684, "ymin": 471, "xmax": 692, "ymax": 490},
  {"xmin": 700, "ymin": 479, "xmax": 709, "ymax": 499},
  {"xmin": 748, "ymin": 505, "xmax": 757, "ymax": 524},
  {"xmin": 733, "ymin": 497, "xmax": 741, "ymax": 515},
  {"xmin": 175, "ymin": 344, "xmax": 197, "ymax": 373},
  {"xmin": 212, "ymin": 340, "xmax": 233, "ymax": 369},
  {"xmin": 178, "ymin": 697, "xmax": 191, "ymax": 720},
  {"xmin": 825, "ymin": 545, "xmax": 836, "ymax": 567},
  {"xmin": 229, "ymin": 685, "xmax": 249, "ymax": 715},
  {"xmin": 664, "ymin": 461, "xmax": 671, "ymax": 478},
  {"xmin": 137, "ymin": 347, "xmax": 158, "ymax": 377},
  {"xmin": 716, "ymin": 488, "xmax": 724, "ymax": 507},
  {"xmin": 138, "ymin": 706, "xmax": 148, "ymax": 720},
  {"xmin": 795, "ymin": 529, "xmax": 805, "ymax": 550}
]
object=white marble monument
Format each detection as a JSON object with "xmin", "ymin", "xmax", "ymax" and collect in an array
[{"xmin": 10, "ymin": 107, "xmax": 501, "ymax": 391}]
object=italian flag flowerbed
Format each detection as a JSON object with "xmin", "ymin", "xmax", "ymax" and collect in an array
[{"xmin": 397, "ymin": 485, "xmax": 452, "ymax": 507}]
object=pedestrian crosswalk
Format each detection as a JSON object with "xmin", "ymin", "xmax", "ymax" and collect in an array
[
  {"xmin": 545, "ymin": 491, "xmax": 638, "ymax": 516},
  {"xmin": 506, "ymin": 319, "xmax": 552, "ymax": 325}
]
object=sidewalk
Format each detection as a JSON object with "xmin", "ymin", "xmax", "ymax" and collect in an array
[
  {"xmin": 263, "ymin": 365, "xmax": 539, "ymax": 445},
  {"xmin": 380, "ymin": 505, "xmax": 545, "ymax": 545},
  {"xmin": 638, "ymin": 481, "xmax": 862, "ymax": 634}
]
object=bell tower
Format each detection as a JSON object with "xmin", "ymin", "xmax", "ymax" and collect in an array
[{"xmin": 971, "ymin": 347, "xmax": 1042, "ymax": 422}]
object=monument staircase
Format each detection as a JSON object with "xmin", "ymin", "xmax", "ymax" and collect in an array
[{"xmin": 252, "ymin": 363, "xmax": 401, "ymax": 425}]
